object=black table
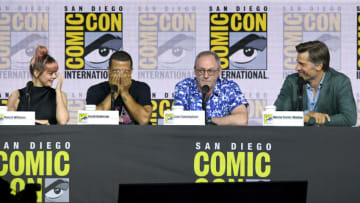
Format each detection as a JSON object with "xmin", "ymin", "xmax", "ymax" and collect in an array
[{"xmin": 1, "ymin": 126, "xmax": 359, "ymax": 203}]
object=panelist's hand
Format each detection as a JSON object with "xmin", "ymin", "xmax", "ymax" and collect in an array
[
  {"xmin": 109, "ymin": 72, "xmax": 120, "ymax": 96},
  {"xmin": 56, "ymin": 73, "xmax": 64, "ymax": 91},
  {"xmin": 119, "ymin": 74, "xmax": 132, "ymax": 94},
  {"xmin": 109, "ymin": 72, "xmax": 121, "ymax": 92},
  {"xmin": 36, "ymin": 120, "xmax": 50, "ymax": 125},
  {"xmin": 305, "ymin": 111, "xmax": 331, "ymax": 125}
]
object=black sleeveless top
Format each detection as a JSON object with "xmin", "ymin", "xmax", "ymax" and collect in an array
[{"xmin": 17, "ymin": 86, "xmax": 57, "ymax": 124}]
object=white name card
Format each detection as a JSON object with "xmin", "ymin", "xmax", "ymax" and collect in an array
[
  {"xmin": 77, "ymin": 110, "xmax": 119, "ymax": 125},
  {"xmin": 263, "ymin": 111, "xmax": 304, "ymax": 126},
  {"xmin": 163, "ymin": 110, "xmax": 205, "ymax": 125},
  {"xmin": 0, "ymin": 111, "xmax": 35, "ymax": 125}
]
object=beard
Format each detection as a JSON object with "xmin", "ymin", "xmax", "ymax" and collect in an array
[{"xmin": 298, "ymin": 71, "xmax": 310, "ymax": 82}]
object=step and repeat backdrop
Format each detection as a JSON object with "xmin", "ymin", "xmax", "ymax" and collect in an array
[{"xmin": 0, "ymin": 0, "xmax": 359, "ymax": 125}]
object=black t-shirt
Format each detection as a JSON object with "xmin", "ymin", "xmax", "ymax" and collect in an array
[
  {"xmin": 86, "ymin": 80, "xmax": 152, "ymax": 124},
  {"xmin": 17, "ymin": 86, "xmax": 57, "ymax": 124}
]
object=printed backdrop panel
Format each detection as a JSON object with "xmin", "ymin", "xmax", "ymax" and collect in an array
[{"xmin": 0, "ymin": 0, "xmax": 359, "ymax": 126}]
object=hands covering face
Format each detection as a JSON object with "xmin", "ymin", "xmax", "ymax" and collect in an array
[{"xmin": 109, "ymin": 70, "xmax": 132, "ymax": 94}]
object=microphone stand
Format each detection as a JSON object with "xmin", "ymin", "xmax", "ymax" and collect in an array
[
  {"xmin": 110, "ymin": 85, "xmax": 118, "ymax": 110},
  {"xmin": 25, "ymin": 81, "xmax": 33, "ymax": 111},
  {"xmin": 297, "ymin": 76, "xmax": 305, "ymax": 111},
  {"xmin": 201, "ymin": 85, "xmax": 210, "ymax": 125}
]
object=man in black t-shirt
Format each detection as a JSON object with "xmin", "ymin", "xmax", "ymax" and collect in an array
[{"xmin": 86, "ymin": 51, "xmax": 152, "ymax": 125}]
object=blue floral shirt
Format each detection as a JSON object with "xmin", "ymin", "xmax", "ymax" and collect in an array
[{"xmin": 174, "ymin": 77, "xmax": 248, "ymax": 118}]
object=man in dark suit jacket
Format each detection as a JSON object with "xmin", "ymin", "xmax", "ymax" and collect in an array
[{"xmin": 274, "ymin": 41, "xmax": 356, "ymax": 126}]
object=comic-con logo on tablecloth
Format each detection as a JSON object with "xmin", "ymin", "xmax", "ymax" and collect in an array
[
  {"xmin": 0, "ymin": 5, "xmax": 48, "ymax": 80},
  {"xmin": 283, "ymin": 5, "xmax": 341, "ymax": 79},
  {"xmin": 137, "ymin": 6, "xmax": 196, "ymax": 80},
  {"xmin": 194, "ymin": 141, "xmax": 272, "ymax": 182},
  {"xmin": 0, "ymin": 141, "xmax": 71, "ymax": 202},
  {"xmin": 209, "ymin": 5, "xmax": 268, "ymax": 80},
  {"xmin": 64, "ymin": 6, "xmax": 123, "ymax": 80}
]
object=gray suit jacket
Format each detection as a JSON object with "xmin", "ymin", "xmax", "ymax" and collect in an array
[{"xmin": 274, "ymin": 68, "xmax": 357, "ymax": 126}]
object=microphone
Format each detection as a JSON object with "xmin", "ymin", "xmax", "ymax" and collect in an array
[
  {"xmin": 201, "ymin": 85, "xmax": 210, "ymax": 124},
  {"xmin": 296, "ymin": 76, "xmax": 305, "ymax": 111},
  {"xmin": 201, "ymin": 85, "xmax": 209, "ymax": 111},
  {"xmin": 110, "ymin": 85, "xmax": 118, "ymax": 93},
  {"xmin": 110, "ymin": 85, "xmax": 118, "ymax": 110},
  {"xmin": 25, "ymin": 81, "xmax": 33, "ymax": 111}
]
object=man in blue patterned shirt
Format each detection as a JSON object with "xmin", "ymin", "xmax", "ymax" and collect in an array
[{"xmin": 174, "ymin": 51, "xmax": 248, "ymax": 125}]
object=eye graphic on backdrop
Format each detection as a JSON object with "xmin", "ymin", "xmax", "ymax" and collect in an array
[
  {"xmin": 44, "ymin": 179, "xmax": 69, "ymax": 202},
  {"xmin": 84, "ymin": 34, "xmax": 122, "ymax": 69},
  {"xmin": 231, "ymin": 47, "xmax": 258, "ymax": 64},
  {"xmin": 316, "ymin": 34, "xmax": 340, "ymax": 52},
  {"xmin": 158, "ymin": 34, "xmax": 195, "ymax": 65},
  {"xmin": 229, "ymin": 34, "xmax": 267, "ymax": 66},
  {"xmin": 315, "ymin": 33, "xmax": 341, "ymax": 70},
  {"xmin": 10, "ymin": 34, "xmax": 48, "ymax": 69},
  {"xmin": 85, "ymin": 47, "xmax": 117, "ymax": 64}
]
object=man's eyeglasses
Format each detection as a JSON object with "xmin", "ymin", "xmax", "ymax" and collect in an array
[
  {"xmin": 110, "ymin": 69, "xmax": 131, "ymax": 74},
  {"xmin": 195, "ymin": 69, "xmax": 219, "ymax": 76}
]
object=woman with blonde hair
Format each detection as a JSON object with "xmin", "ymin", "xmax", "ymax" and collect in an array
[{"xmin": 7, "ymin": 46, "xmax": 69, "ymax": 125}]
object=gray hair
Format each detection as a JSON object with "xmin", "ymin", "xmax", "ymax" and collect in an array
[{"xmin": 194, "ymin": 51, "xmax": 221, "ymax": 69}]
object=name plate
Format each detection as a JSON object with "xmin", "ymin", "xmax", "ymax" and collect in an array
[
  {"xmin": 163, "ymin": 110, "xmax": 205, "ymax": 125},
  {"xmin": 0, "ymin": 111, "xmax": 35, "ymax": 125},
  {"xmin": 77, "ymin": 110, "xmax": 119, "ymax": 125},
  {"xmin": 263, "ymin": 111, "xmax": 304, "ymax": 126}
]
